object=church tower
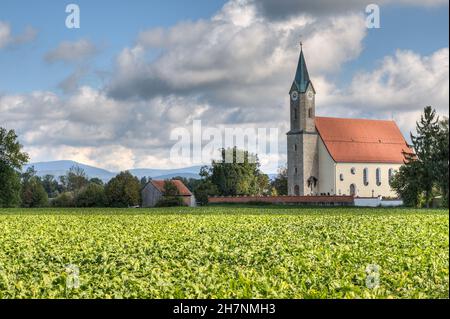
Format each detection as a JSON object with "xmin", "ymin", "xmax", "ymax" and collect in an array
[{"xmin": 287, "ymin": 44, "xmax": 319, "ymax": 195}]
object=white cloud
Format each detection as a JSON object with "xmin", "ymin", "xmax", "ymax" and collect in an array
[
  {"xmin": 45, "ymin": 39, "xmax": 98, "ymax": 64},
  {"xmin": 0, "ymin": 21, "xmax": 37, "ymax": 49}
]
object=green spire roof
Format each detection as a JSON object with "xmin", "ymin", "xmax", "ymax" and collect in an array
[{"xmin": 293, "ymin": 48, "xmax": 311, "ymax": 93}]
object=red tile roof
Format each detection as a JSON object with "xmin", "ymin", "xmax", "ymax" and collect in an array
[
  {"xmin": 315, "ymin": 117, "xmax": 413, "ymax": 164},
  {"xmin": 151, "ymin": 180, "xmax": 192, "ymax": 196}
]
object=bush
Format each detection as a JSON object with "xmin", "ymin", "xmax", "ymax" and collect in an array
[
  {"xmin": 155, "ymin": 196, "xmax": 185, "ymax": 207},
  {"xmin": 52, "ymin": 192, "xmax": 75, "ymax": 207},
  {"xmin": 21, "ymin": 177, "xmax": 48, "ymax": 208},
  {"xmin": 75, "ymin": 183, "xmax": 107, "ymax": 207}
]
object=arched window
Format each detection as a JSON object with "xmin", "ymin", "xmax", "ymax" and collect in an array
[
  {"xmin": 376, "ymin": 168, "xmax": 382, "ymax": 186},
  {"xmin": 388, "ymin": 168, "xmax": 395, "ymax": 186},
  {"xmin": 294, "ymin": 108, "xmax": 298, "ymax": 120},
  {"xmin": 295, "ymin": 167, "xmax": 298, "ymax": 175},
  {"xmin": 363, "ymin": 168, "xmax": 369, "ymax": 186},
  {"xmin": 340, "ymin": 173, "xmax": 344, "ymax": 181},
  {"xmin": 308, "ymin": 108, "xmax": 313, "ymax": 118},
  {"xmin": 350, "ymin": 184, "xmax": 357, "ymax": 196}
]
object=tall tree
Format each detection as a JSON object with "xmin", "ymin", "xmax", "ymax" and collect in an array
[
  {"xmin": 20, "ymin": 167, "xmax": 48, "ymax": 208},
  {"xmin": 0, "ymin": 128, "xmax": 29, "ymax": 207},
  {"xmin": 207, "ymin": 147, "xmax": 269, "ymax": 196},
  {"xmin": 105, "ymin": 171, "xmax": 141, "ymax": 207},
  {"xmin": 435, "ymin": 117, "xmax": 449, "ymax": 207},
  {"xmin": 67, "ymin": 165, "xmax": 89, "ymax": 192},
  {"xmin": 411, "ymin": 107, "xmax": 441, "ymax": 207}
]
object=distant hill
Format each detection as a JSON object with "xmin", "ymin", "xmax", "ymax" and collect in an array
[{"xmin": 24, "ymin": 161, "xmax": 203, "ymax": 182}]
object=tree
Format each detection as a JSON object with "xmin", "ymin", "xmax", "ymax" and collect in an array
[
  {"xmin": 20, "ymin": 167, "xmax": 48, "ymax": 208},
  {"xmin": 67, "ymin": 165, "xmax": 89, "ymax": 192},
  {"xmin": 155, "ymin": 180, "xmax": 184, "ymax": 207},
  {"xmin": 391, "ymin": 161, "xmax": 423, "ymax": 207},
  {"xmin": 0, "ymin": 128, "xmax": 29, "ymax": 207},
  {"xmin": 391, "ymin": 107, "xmax": 449, "ymax": 208},
  {"xmin": 52, "ymin": 192, "xmax": 75, "ymax": 207},
  {"xmin": 193, "ymin": 179, "xmax": 218, "ymax": 206},
  {"xmin": 207, "ymin": 147, "xmax": 270, "ymax": 196},
  {"xmin": 105, "ymin": 171, "xmax": 141, "ymax": 207},
  {"xmin": 435, "ymin": 118, "xmax": 449, "ymax": 207},
  {"xmin": 75, "ymin": 183, "xmax": 107, "ymax": 207},
  {"xmin": 42, "ymin": 175, "xmax": 59, "ymax": 198},
  {"xmin": 271, "ymin": 167, "xmax": 288, "ymax": 196},
  {"xmin": 89, "ymin": 178, "xmax": 104, "ymax": 186},
  {"xmin": 410, "ymin": 106, "xmax": 440, "ymax": 207}
]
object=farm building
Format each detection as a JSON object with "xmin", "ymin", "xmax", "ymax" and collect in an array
[
  {"xmin": 141, "ymin": 180, "xmax": 196, "ymax": 207},
  {"xmin": 287, "ymin": 45, "xmax": 413, "ymax": 198}
]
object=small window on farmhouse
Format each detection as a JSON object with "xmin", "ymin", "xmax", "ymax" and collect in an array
[
  {"xmin": 340, "ymin": 174, "xmax": 344, "ymax": 181},
  {"xmin": 376, "ymin": 168, "xmax": 382, "ymax": 186},
  {"xmin": 363, "ymin": 168, "xmax": 369, "ymax": 186},
  {"xmin": 351, "ymin": 167, "xmax": 356, "ymax": 175}
]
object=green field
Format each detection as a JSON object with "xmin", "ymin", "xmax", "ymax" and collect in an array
[{"xmin": 0, "ymin": 207, "xmax": 448, "ymax": 299}]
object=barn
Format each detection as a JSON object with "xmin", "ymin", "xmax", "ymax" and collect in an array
[{"xmin": 141, "ymin": 180, "xmax": 196, "ymax": 207}]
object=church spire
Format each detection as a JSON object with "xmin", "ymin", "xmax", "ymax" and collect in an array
[{"xmin": 293, "ymin": 43, "xmax": 311, "ymax": 93}]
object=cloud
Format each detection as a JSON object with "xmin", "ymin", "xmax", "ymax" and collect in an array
[
  {"xmin": 251, "ymin": 0, "xmax": 448, "ymax": 20},
  {"xmin": 0, "ymin": 21, "xmax": 37, "ymax": 49},
  {"xmin": 44, "ymin": 39, "xmax": 99, "ymax": 64},
  {"xmin": 1, "ymin": 0, "xmax": 448, "ymax": 173}
]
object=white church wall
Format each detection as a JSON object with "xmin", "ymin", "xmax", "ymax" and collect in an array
[
  {"xmin": 318, "ymin": 138, "xmax": 336, "ymax": 195},
  {"xmin": 335, "ymin": 163, "xmax": 401, "ymax": 198}
]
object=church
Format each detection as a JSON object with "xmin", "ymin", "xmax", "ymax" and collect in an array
[{"xmin": 287, "ymin": 46, "xmax": 412, "ymax": 198}]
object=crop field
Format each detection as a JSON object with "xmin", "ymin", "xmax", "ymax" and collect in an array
[{"xmin": 0, "ymin": 207, "xmax": 448, "ymax": 299}]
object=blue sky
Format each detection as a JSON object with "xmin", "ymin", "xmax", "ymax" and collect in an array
[
  {"xmin": 0, "ymin": 0, "xmax": 448, "ymax": 171},
  {"xmin": 0, "ymin": 1, "xmax": 447, "ymax": 93}
]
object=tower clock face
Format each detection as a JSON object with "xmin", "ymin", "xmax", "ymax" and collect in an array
[
  {"xmin": 307, "ymin": 90, "xmax": 314, "ymax": 100},
  {"xmin": 291, "ymin": 91, "xmax": 299, "ymax": 101}
]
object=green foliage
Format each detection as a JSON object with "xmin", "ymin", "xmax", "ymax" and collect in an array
[
  {"xmin": 20, "ymin": 167, "xmax": 48, "ymax": 208},
  {"xmin": 0, "ymin": 165, "xmax": 21, "ymax": 208},
  {"xmin": 393, "ymin": 107, "xmax": 449, "ymax": 208},
  {"xmin": 0, "ymin": 127, "xmax": 29, "ymax": 207},
  {"xmin": 193, "ymin": 179, "xmax": 219, "ymax": 206},
  {"xmin": 271, "ymin": 166, "xmax": 288, "ymax": 196},
  {"xmin": 204, "ymin": 147, "xmax": 270, "ymax": 196},
  {"xmin": 75, "ymin": 183, "xmax": 107, "ymax": 207},
  {"xmin": 67, "ymin": 166, "xmax": 89, "ymax": 193},
  {"xmin": 42, "ymin": 175, "xmax": 59, "ymax": 198},
  {"xmin": 155, "ymin": 196, "xmax": 184, "ymax": 207},
  {"xmin": 0, "ymin": 127, "xmax": 29, "ymax": 170},
  {"xmin": 51, "ymin": 192, "xmax": 75, "ymax": 208},
  {"xmin": 154, "ymin": 180, "xmax": 185, "ymax": 207},
  {"xmin": 105, "ymin": 171, "xmax": 141, "ymax": 207},
  {"xmin": 89, "ymin": 178, "xmax": 104, "ymax": 186},
  {"xmin": 0, "ymin": 207, "xmax": 447, "ymax": 298}
]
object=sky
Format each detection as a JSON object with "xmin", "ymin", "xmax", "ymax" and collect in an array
[{"xmin": 1, "ymin": 0, "xmax": 448, "ymax": 173}]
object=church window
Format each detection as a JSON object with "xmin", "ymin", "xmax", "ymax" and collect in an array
[
  {"xmin": 295, "ymin": 167, "xmax": 298, "ymax": 175},
  {"xmin": 308, "ymin": 108, "xmax": 313, "ymax": 118},
  {"xmin": 351, "ymin": 167, "xmax": 356, "ymax": 175},
  {"xmin": 363, "ymin": 168, "xmax": 369, "ymax": 186},
  {"xmin": 388, "ymin": 169, "xmax": 395, "ymax": 186},
  {"xmin": 376, "ymin": 168, "xmax": 382, "ymax": 186},
  {"xmin": 294, "ymin": 144, "xmax": 297, "ymax": 152},
  {"xmin": 340, "ymin": 174, "xmax": 344, "ymax": 181},
  {"xmin": 294, "ymin": 108, "xmax": 298, "ymax": 120}
]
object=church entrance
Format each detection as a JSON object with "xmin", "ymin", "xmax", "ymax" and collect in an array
[
  {"xmin": 350, "ymin": 184, "xmax": 357, "ymax": 196},
  {"xmin": 294, "ymin": 185, "xmax": 300, "ymax": 196}
]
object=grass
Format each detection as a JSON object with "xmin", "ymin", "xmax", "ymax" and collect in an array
[{"xmin": 0, "ymin": 207, "xmax": 448, "ymax": 299}]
